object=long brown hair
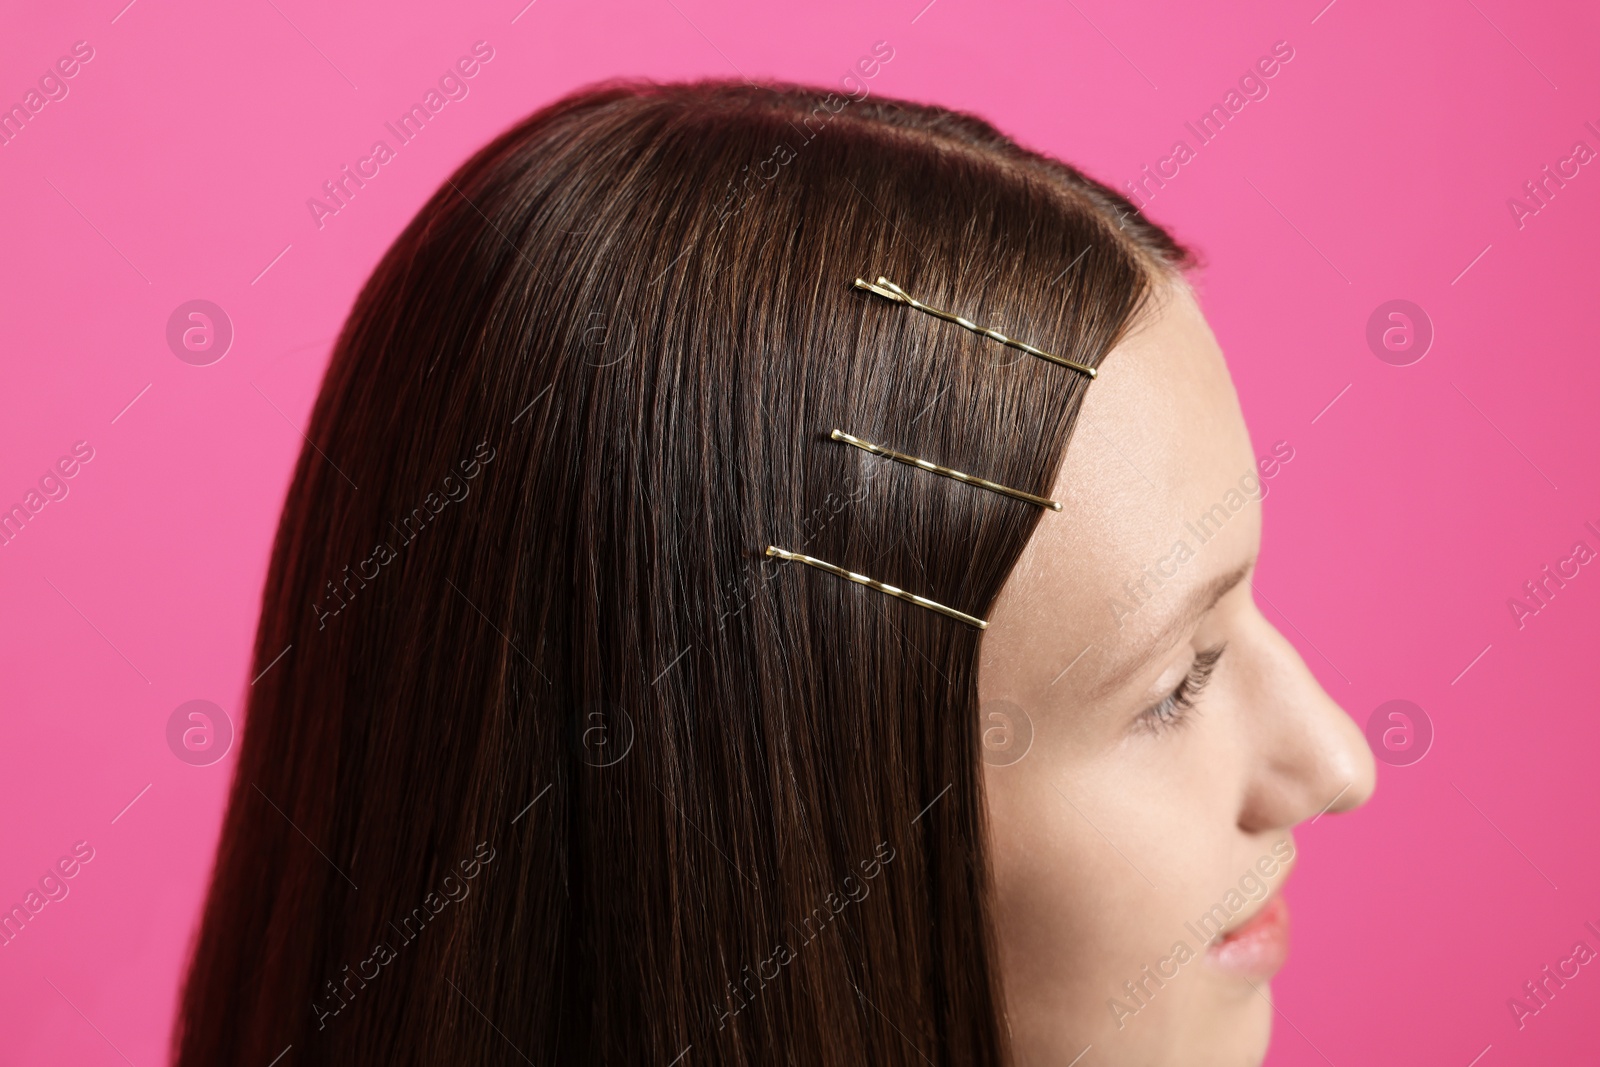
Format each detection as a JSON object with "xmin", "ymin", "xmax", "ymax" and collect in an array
[{"xmin": 174, "ymin": 80, "xmax": 1189, "ymax": 1065}]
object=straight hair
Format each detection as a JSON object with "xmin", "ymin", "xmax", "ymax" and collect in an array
[{"xmin": 173, "ymin": 80, "xmax": 1190, "ymax": 1066}]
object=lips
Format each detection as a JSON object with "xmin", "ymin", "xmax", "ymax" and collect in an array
[{"xmin": 1205, "ymin": 894, "xmax": 1290, "ymax": 979}]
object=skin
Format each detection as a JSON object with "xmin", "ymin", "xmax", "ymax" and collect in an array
[{"xmin": 978, "ymin": 278, "xmax": 1376, "ymax": 1066}]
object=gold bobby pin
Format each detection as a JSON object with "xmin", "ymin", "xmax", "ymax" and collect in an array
[
  {"xmin": 765, "ymin": 545, "xmax": 988, "ymax": 629},
  {"xmin": 831, "ymin": 430, "xmax": 1062, "ymax": 511},
  {"xmin": 854, "ymin": 275, "xmax": 1098, "ymax": 379}
]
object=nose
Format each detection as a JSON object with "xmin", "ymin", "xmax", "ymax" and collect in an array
[{"xmin": 1233, "ymin": 610, "xmax": 1377, "ymax": 835}]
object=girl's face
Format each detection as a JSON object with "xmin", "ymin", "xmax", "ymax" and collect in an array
[{"xmin": 979, "ymin": 280, "xmax": 1375, "ymax": 1066}]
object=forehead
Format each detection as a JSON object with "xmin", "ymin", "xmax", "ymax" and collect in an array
[{"xmin": 987, "ymin": 279, "xmax": 1258, "ymax": 663}]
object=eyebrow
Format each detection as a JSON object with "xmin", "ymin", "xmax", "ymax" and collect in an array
[{"xmin": 1087, "ymin": 556, "xmax": 1256, "ymax": 700}]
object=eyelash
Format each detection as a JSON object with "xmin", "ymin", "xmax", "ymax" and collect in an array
[{"xmin": 1137, "ymin": 644, "xmax": 1227, "ymax": 735}]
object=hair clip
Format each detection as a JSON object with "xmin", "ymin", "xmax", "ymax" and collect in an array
[
  {"xmin": 830, "ymin": 430, "xmax": 1062, "ymax": 511},
  {"xmin": 853, "ymin": 275, "xmax": 1097, "ymax": 379},
  {"xmin": 765, "ymin": 545, "xmax": 987, "ymax": 629}
]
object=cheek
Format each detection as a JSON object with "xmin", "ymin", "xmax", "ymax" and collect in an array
[
  {"xmin": 983, "ymin": 759, "xmax": 1180, "ymax": 994},
  {"xmin": 983, "ymin": 726, "xmax": 1260, "ymax": 1056}
]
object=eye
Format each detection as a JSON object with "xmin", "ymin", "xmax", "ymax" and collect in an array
[{"xmin": 1136, "ymin": 644, "xmax": 1226, "ymax": 734}]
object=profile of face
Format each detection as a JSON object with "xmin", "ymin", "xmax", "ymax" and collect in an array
[{"xmin": 979, "ymin": 281, "xmax": 1376, "ymax": 1065}]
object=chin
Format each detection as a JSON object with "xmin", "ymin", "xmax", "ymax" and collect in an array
[
  {"xmin": 1130, "ymin": 981, "xmax": 1276, "ymax": 1067},
  {"xmin": 1188, "ymin": 979, "xmax": 1275, "ymax": 1067},
  {"xmin": 1011, "ymin": 979, "xmax": 1277, "ymax": 1067}
]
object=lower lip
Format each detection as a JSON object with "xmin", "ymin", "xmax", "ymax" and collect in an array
[{"xmin": 1206, "ymin": 894, "xmax": 1290, "ymax": 979}]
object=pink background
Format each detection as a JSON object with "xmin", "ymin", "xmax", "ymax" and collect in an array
[{"xmin": 2, "ymin": 0, "xmax": 1597, "ymax": 1062}]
